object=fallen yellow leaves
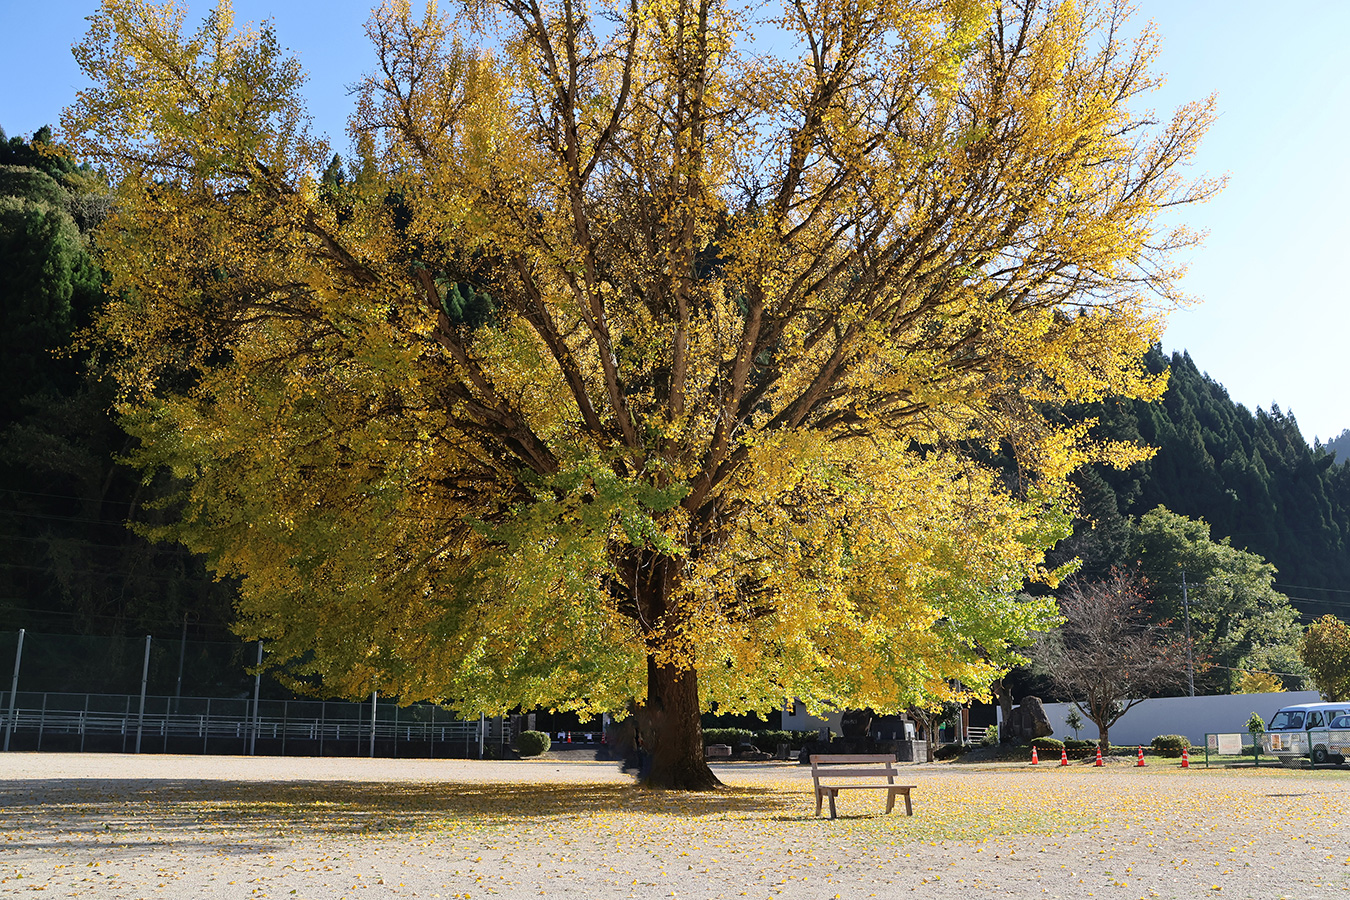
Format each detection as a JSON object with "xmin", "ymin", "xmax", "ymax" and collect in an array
[{"xmin": 2, "ymin": 760, "xmax": 1349, "ymax": 899}]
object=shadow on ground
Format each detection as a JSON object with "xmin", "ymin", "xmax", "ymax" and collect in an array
[{"xmin": 0, "ymin": 778, "xmax": 801, "ymax": 850}]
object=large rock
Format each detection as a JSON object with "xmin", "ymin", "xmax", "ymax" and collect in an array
[{"xmin": 1007, "ymin": 696, "xmax": 1054, "ymax": 741}]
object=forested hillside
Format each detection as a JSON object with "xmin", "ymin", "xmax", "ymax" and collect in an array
[
  {"xmin": 1054, "ymin": 348, "xmax": 1350, "ymax": 623},
  {"xmin": 0, "ymin": 126, "xmax": 235, "ymax": 640}
]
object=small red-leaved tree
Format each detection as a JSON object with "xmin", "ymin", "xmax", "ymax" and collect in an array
[{"xmin": 1039, "ymin": 572, "xmax": 1188, "ymax": 751}]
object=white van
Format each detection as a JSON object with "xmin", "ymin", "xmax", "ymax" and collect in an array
[{"xmin": 1262, "ymin": 702, "xmax": 1350, "ymax": 766}]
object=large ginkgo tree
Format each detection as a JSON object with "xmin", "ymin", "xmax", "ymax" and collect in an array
[{"xmin": 64, "ymin": 0, "xmax": 1215, "ymax": 787}]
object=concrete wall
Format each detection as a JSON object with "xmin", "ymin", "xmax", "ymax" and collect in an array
[{"xmin": 1002, "ymin": 691, "xmax": 1323, "ymax": 746}]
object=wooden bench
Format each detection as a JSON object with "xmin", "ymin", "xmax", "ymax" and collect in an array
[{"xmin": 810, "ymin": 753, "xmax": 915, "ymax": 819}]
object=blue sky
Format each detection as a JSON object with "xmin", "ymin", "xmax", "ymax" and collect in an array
[{"xmin": 3, "ymin": 1, "xmax": 1347, "ymax": 442}]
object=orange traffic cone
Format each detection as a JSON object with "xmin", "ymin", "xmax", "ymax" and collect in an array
[
  {"xmin": 1094, "ymin": 745, "xmax": 1104, "ymax": 767},
  {"xmin": 1181, "ymin": 747, "xmax": 1190, "ymax": 769},
  {"xmin": 1060, "ymin": 747, "xmax": 1069, "ymax": 766},
  {"xmin": 1136, "ymin": 746, "xmax": 1146, "ymax": 767},
  {"xmin": 1031, "ymin": 746, "xmax": 1039, "ymax": 765}
]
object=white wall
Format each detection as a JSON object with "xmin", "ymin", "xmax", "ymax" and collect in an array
[
  {"xmin": 781, "ymin": 702, "xmax": 841, "ymax": 734},
  {"xmin": 1005, "ymin": 691, "xmax": 1323, "ymax": 746}
]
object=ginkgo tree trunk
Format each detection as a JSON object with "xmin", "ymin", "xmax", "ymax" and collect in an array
[{"xmin": 65, "ymin": 0, "xmax": 1216, "ymax": 789}]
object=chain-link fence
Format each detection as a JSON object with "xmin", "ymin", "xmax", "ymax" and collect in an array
[{"xmin": 0, "ymin": 630, "xmax": 510, "ymax": 758}]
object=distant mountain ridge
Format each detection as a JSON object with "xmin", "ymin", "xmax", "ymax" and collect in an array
[{"xmin": 1326, "ymin": 429, "xmax": 1350, "ymax": 462}]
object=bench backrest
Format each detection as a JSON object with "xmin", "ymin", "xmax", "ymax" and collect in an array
[{"xmin": 810, "ymin": 753, "xmax": 899, "ymax": 786}]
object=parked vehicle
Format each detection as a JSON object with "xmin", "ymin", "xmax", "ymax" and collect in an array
[
  {"xmin": 1309, "ymin": 714, "xmax": 1350, "ymax": 767},
  {"xmin": 1262, "ymin": 703, "xmax": 1350, "ymax": 766}
]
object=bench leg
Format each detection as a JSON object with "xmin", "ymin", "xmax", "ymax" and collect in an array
[
  {"xmin": 828, "ymin": 790, "xmax": 837, "ymax": 820},
  {"xmin": 903, "ymin": 789, "xmax": 912, "ymax": 816},
  {"xmin": 814, "ymin": 789, "xmax": 823, "ymax": 817},
  {"xmin": 886, "ymin": 789, "xmax": 895, "ymax": 814}
]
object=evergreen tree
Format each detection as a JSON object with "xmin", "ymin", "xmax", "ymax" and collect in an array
[{"xmin": 0, "ymin": 126, "xmax": 236, "ymax": 640}]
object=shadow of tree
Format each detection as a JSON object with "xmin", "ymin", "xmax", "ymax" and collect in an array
[{"xmin": 0, "ymin": 778, "xmax": 804, "ymax": 847}]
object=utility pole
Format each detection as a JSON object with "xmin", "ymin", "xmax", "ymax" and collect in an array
[{"xmin": 1182, "ymin": 569, "xmax": 1195, "ymax": 697}]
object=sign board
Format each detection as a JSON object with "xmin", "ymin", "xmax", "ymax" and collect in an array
[{"xmin": 1206, "ymin": 733, "xmax": 1243, "ymax": 755}]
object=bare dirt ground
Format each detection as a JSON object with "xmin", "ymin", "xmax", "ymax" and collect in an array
[{"xmin": 2, "ymin": 752, "xmax": 1348, "ymax": 899}]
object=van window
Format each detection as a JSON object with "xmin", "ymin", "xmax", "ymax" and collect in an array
[
  {"xmin": 1331, "ymin": 715, "xmax": 1350, "ymax": 729},
  {"xmin": 1308, "ymin": 712, "xmax": 1325, "ymax": 728},
  {"xmin": 1269, "ymin": 710, "xmax": 1305, "ymax": 730}
]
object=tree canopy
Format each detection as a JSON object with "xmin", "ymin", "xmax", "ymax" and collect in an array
[
  {"xmin": 1129, "ymin": 506, "xmax": 1303, "ymax": 693},
  {"xmin": 0, "ymin": 127, "xmax": 103, "ymax": 422},
  {"xmin": 1299, "ymin": 615, "xmax": 1350, "ymax": 702},
  {"xmin": 65, "ymin": 0, "xmax": 1214, "ymax": 787}
]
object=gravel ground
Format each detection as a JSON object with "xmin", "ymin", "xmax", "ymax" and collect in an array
[{"xmin": 2, "ymin": 752, "xmax": 1348, "ymax": 899}]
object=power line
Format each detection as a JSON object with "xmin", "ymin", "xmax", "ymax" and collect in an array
[
  {"xmin": 0, "ymin": 561, "xmax": 219, "ymax": 586},
  {"xmin": 1206, "ymin": 664, "xmax": 1304, "ymax": 677},
  {"xmin": 1272, "ymin": 581, "xmax": 1350, "ymax": 596},
  {"xmin": 0, "ymin": 486, "xmax": 134, "ymax": 505}
]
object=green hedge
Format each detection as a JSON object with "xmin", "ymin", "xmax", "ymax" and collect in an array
[
  {"xmin": 703, "ymin": 728, "xmax": 755, "ymax": 748},
  {"xmin": 1151, "ymin": 734, "xmax": 1192, "ymax": 757},
  {"xmin": 516, "ymin": 730, "xmax": 551, "ymax": 757},
  {"xmin": 1031, "ymin": 737, "xmax": 1064, "ymax": 751},
  {"xmin": 702, "ymin": 729, "xmax": 819, "ymax": 751}
]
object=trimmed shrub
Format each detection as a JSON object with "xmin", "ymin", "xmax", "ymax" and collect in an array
[
  {"xmin": 1031, "ymin": 737, "xmax": 1065, "ymax": 751},
  {"xmin": 1064, "ymin": 739, "xmax": 1097, "ymax": 751},
  {"xmin": 1151, "ymin": 734, "xmax": 1191, "ymax": 757},
  {"xmin": 748, "ymin": 730, "xmax": 816, "ymax": 752},
  {"xmin": 703, "ymin": 728, "xmax": 754, "ymax": 748},
  {"xmin": 980, "ymin": 725, "xmax": 999, "ymax": 746},
  {"xmin": 516, "ymin": 730, "xmax": 551, "ymax": 757},
  {"xmin": 934, "ymin": 743, "xmax": 967, "ymax": 760}
]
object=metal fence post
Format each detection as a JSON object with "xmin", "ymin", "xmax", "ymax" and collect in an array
[
  {"xmin": 3, "ymin": 629, "xmax": 24, "ymax": 751},
  {"xmin": 369, "ymin": 691, "xmax": 378, "ymax": 758},
  {"xmin": 135, "ymin": 635, "xmax": 151, "ymax": 753},
  {"xmin": 249, "ymin": 641, "xmax": 262, "ymax": 756},
  {"xmin": 174, "ymin": 613, "xmax": 187, "ymax": 714},
  {"xmin": 478, "ymin": 712, "xmax": 486, "ymax": 759}
]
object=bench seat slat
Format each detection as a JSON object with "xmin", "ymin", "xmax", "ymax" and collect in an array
[
  {"xmin": 817, "ymin": 783, "xmax": 915, "ymax": 791},
  {"xmin": 810, "ymin": 753, "xmax": 895, "ymax": 764}
]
